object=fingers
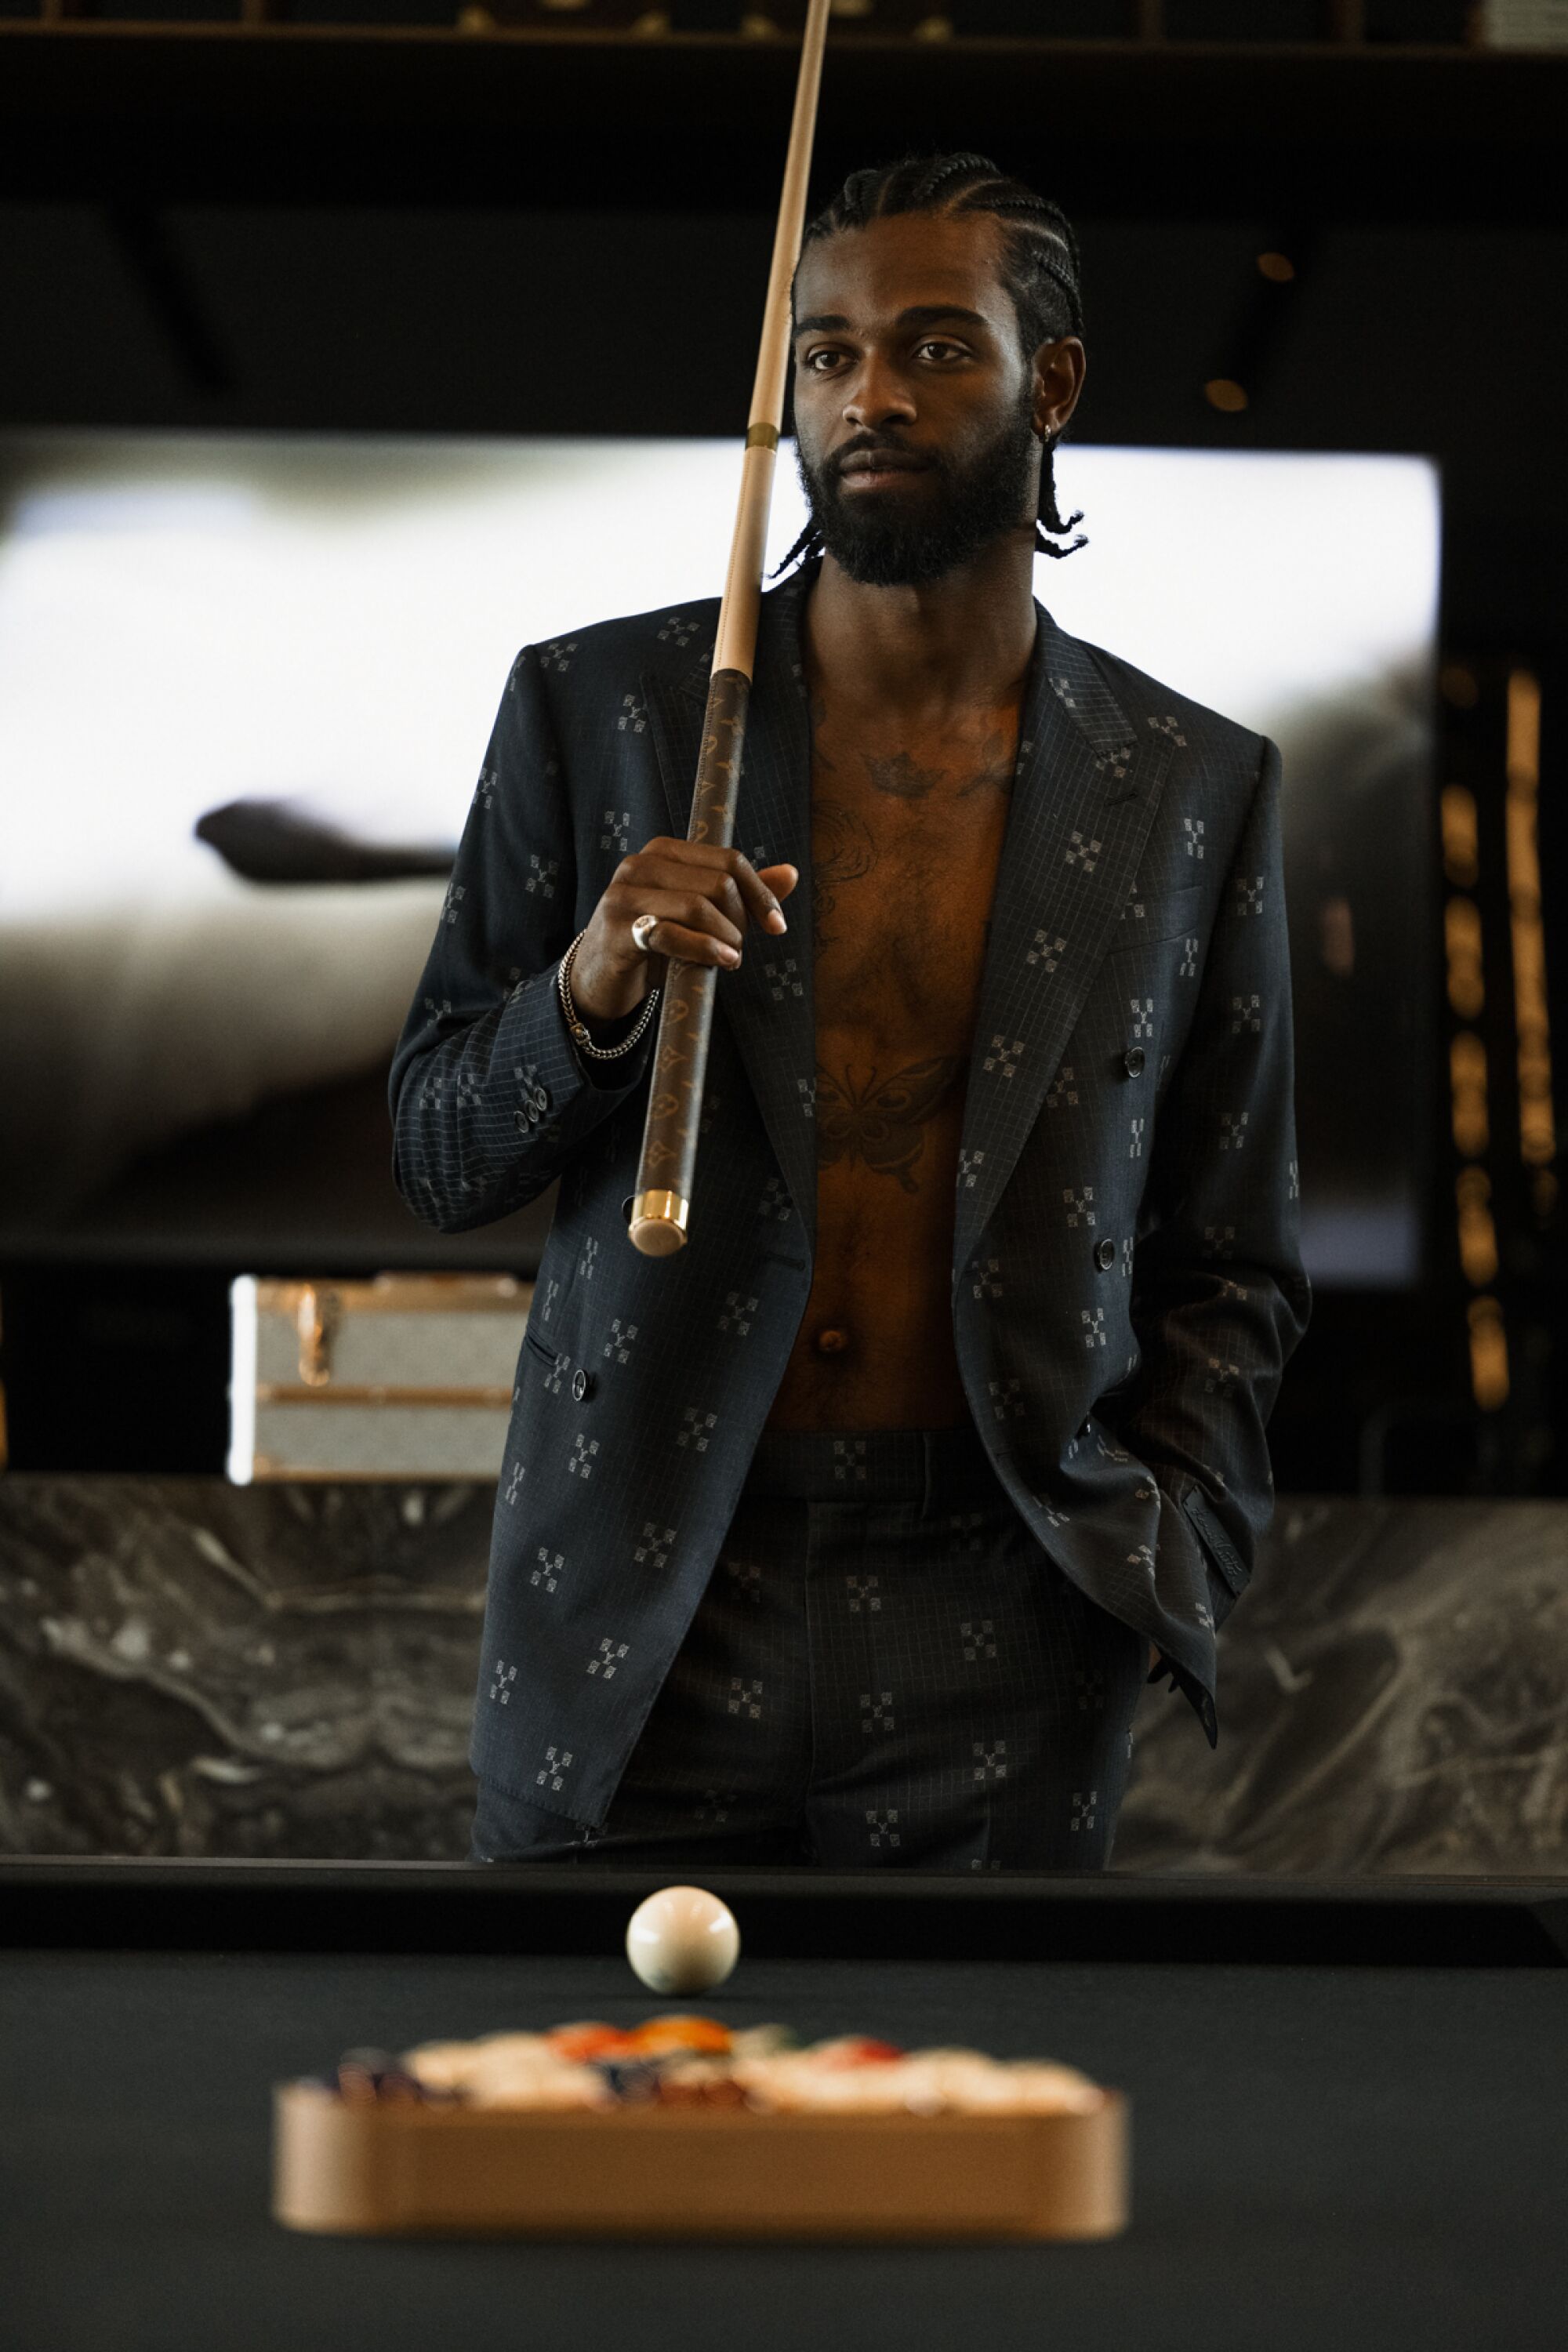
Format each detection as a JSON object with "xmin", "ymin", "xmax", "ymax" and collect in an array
[
  {"xmin": 619, "ymin": 895, "xmax": 743, "ymax": 968},
  {"xmin": 731, "ymin": 854, "xmax": 791, "ymax": 935},
  {"xmin": 617, "ymin": 856, "xmax": 748, "ymax": 945},
  {"xmin": 618, "ymin": 841, "xmax": 793, "ymax": 938},
  {"xmin": 630, "ymin": 916, "xmax": 740, "ymax": 967},
  {"xmin": 614, "ymin": 879, "xmax": 744, "ymax": 953}
]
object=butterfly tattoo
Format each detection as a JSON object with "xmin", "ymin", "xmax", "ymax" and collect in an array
[{"xmin": 815, "ymin": 1056, "xmax": 964, "ymax": 1193}]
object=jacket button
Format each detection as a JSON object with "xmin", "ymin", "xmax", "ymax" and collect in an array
[
  {"xmin": 571, "ymin": 1367, "xmax": 593, "ymax": 1403},
  {"xmin": 1094, "ymin": 1236, "xmax": 1116, "ymax": 1271},
  {"xmin": 532, "ymin": 1084, "xmax": 550, "ymax": 1111},
  {"xmin": 1122, "ymin": 1046, "xmax": 1146, "ymax": 1078},
  {"xmin": 514, "ymin": 1109, "xmax": 529, "ymax": 1135}
]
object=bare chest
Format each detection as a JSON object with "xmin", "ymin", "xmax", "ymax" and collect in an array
[{"xmin": 809, "ymin": 714, "xmax": 1017, "ymax": 1047}]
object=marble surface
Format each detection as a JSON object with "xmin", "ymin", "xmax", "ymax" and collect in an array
[
  {"xmin": 2, "ymin": 1479, "xmax": 1565, "ymax": 1873},
  {"xmin": 1114, "ymin": 1495, "xmax": 1568, "ymax": 1876},
  {"xmin": 0, "ymin": 1480, "xmax": 488, "ymax": 1860}
]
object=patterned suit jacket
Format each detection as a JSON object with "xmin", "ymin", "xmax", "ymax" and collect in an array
[{"xmin": 389, "ymin": 565, "xmax": 1311, "ymax": 1826}]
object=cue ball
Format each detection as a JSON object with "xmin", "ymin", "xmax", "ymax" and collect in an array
[{"xmin": 626, "ymin": 1886, "xmax": 740, "ymax": 1996}]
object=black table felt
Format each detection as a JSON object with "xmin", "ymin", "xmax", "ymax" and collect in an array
[{"xmin": 3, "ymin": 1948, "xmax": 1566, "ymax": 2352}]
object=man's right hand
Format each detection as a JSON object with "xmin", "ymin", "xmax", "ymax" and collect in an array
[{"xmin": 568, "ymin": 839, "xmax": 800, "ymax": 1030}]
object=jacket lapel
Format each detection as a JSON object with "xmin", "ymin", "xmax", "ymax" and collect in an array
[
  {"xmin": 953, "ymin": 605, "xmax": 1177, "ymax": 1276},
  {"xmin": 642, "ymin": 579, "xmax": 819, "ymax": 1255}
]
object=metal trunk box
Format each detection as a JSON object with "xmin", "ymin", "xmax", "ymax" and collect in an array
[{"xmin": 229, "ymin": 1274, "xmax": 532, "ymax": 1483}]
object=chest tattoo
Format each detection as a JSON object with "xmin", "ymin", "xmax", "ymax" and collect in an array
[
  {"xmin": 815, "ymin": 1054, "xmax": 966, "ymax": 1194},
  {"xmin": 860, "ymin": 731, "xmax": 1016, "ymax": 804},
  {"xmin": 862, "ymin": 749, "xmax": 943, "ymax": 802},
  {"xmin": 811, "ymin": 800, "xmax": 879, "ymax": 951}
]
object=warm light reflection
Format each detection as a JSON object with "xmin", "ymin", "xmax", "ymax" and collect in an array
[
  {"xmin": 1257, "ymin": 252, "xmax": 1296, "ymax": 283},
  {"xmin": 1505, "ymin": 669, "xmax": 1555, "ymax": 1171},
  {"xmin": 1450, "ymin": 1031, "xmax": 1489, "ymax": 1157},
  {"xmin": 1319, "ymin": 895, "xmax": 1355, "ymax": 978},
  {"xmin": 1440, "ymin": 784, "xmax": 1479, "ymax": 887},
  {"xmin": 1444, "ymin": 895, "xmax": 1485, "ymax": 1019},
  {"xmin": 1446, "ymin": 713, "xmax": 1496, "ymax": 1372},
  {"xmin": 1467, "ymin": 1295, "xmax": 1510, "ymax": 1411},
  {"xmin": 1456, "ymin": 1166, "xmax": 1499, "ymax": 1287},
  {"xmin": 1205, "ymin": 379, "xmax": 1248, "ymax": 413}
]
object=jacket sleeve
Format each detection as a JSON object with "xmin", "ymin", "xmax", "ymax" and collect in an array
[
  {"xmin": 1118, "ymin": 733, "xmax": 1312, "ymax": 1627},
  {"xmin": 388, "ymin": 645, "xmax": 655, "ymax": 1235}
]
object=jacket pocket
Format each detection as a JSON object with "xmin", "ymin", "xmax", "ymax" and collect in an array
[
  {"xmin": 521, "ymin": 1324, "xmax": 562, "ymax": 1370},
  {"xmin": 1181, "ymin": 1483, "xmax": 1249, "ymax": 1597}
]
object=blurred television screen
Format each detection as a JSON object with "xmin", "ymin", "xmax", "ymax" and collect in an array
[{"xmin": 0, "ymin": 430, "xmax": 1438, "ymax": 1287}]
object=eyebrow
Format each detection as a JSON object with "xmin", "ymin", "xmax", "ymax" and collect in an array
[{"xmin": 793, "ymin": 304, "xmax": 993, "ymax": 338}]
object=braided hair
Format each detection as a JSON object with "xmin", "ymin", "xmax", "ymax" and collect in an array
[{"xmin": 778, "ymin": 151, "xmax": 1087, "ymax": 579}]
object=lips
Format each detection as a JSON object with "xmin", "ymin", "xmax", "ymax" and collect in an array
[{"xmin": 835, "ymin": 447, "xmax": 931, "ymax": 484}]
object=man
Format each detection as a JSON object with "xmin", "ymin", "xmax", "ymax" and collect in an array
[{"xmin": 390, "ymin": 153, "xmax": 1311, "ymax": 1870}]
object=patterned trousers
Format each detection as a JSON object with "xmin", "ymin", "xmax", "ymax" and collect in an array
[{"xmin": 471, "ymin": 1422, "xmax": 1148, "ymax": 1871}]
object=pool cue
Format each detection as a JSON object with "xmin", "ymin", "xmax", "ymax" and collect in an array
[{"xmin": 626, "ymin": 0, "xmax": 833, "ymax": 1258}]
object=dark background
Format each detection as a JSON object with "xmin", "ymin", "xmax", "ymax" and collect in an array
[{"xmin": 1, "ymin": 0, "xmax": 1564, "ymax": 1494}]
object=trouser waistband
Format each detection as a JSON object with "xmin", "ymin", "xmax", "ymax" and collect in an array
[{"xmin": 742, "ymin": 1421, "xmax": 1002, "ymax": 1509}]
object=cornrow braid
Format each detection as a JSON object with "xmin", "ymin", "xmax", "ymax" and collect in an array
[{"xmin": 778, "ymin": 151, "xmax": 1087, "ymax": 576}]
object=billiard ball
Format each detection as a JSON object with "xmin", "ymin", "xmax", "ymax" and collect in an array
[{"xmin": 626, "ymin": 1886, "xmax": 741, "ymax": 1996}]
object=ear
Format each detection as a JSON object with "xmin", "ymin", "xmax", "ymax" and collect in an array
[{"xmin": 1032, "ymin": 335, "xmax": 1087, "ymax": 441}]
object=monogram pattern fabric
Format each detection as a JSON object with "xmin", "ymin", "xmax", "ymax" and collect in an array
[
  {"xmin": 389, "ymin": 568, "xmax": 1311, "ymax": 1828},
  {"xmin": 469, "ymin": 1426, "xmax": 1148, "ymax": 1871}
]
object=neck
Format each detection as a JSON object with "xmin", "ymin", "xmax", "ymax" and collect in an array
[{"xmin": 801, "ymin": 527, "xmax": 1039, "ymax": 718}]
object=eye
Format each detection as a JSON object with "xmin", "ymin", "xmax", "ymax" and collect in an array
[
  {"xmin": 803, "ymin": 347, "xmax": 851, "ymax": 375},
  {"xmin": 916, "ymin": 339, "xmax": 967, "ymax": 364}
]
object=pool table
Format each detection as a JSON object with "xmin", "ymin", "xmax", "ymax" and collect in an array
[{"xmin": 3, "ymin": 1860, "xmax": 1566, "ymax": 2352}]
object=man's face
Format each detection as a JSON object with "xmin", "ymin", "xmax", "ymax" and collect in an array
[{"xmin": 789, "ymin": 212, "xmax": 1066, "ymax": 588}]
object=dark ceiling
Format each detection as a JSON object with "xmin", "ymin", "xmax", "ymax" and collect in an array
[{"xmin": 1, "ymin": 31, "xmax": 1565, "ymax": 651}]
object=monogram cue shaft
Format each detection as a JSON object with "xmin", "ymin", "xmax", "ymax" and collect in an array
[{"xmin": 626, "ymin": 0, "xmax": 833, "ymax": 1258}]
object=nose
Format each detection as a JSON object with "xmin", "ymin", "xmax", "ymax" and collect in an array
[{"xmin": 842, "ymin": 357, "xmax": 916, "ymax": 434}]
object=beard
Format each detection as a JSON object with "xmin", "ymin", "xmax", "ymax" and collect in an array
[{"xmin": 795, "ymin": 390, "xmax": 1040, "ymax": 587}]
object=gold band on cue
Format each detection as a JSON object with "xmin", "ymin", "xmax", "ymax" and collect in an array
[{"xmin": 627, "ymin": 1190, "xmax": 691, "ymax": 1256}]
